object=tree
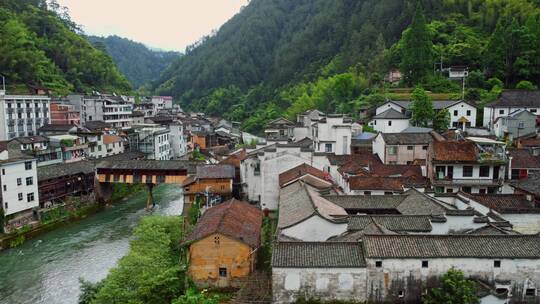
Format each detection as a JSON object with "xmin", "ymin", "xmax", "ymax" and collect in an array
[
  {"xmin": 423, "ymin": 268, "xmax": 479, "ymax": 304},
  {"xmin": 400, "ymin": 5, "xmax": 434, "ymax": 86},
  {"xmin": 516, "ymin": 80, "xmax": 536, "ymax": 90},
  {"xmin": 410, "ymin": 87, "xmax": 435, "ymax": 127},
  {"xmin": 433, "ymin": 108, "xmax": 450, "ymax": 132}
]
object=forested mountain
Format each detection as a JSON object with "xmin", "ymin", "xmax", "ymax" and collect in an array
[
  {"xmin": 89, "ymin": 35, "xmax": 180, "ymax": 88},
  {"xmin": 153, "ymin": 0, "xmax": 540, "ymax": 133},
  {"xmin": 0, "ymin": 0, "xmax": 131, "ymax": 95}
]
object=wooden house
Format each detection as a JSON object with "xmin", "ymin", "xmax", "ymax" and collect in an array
[
  {"xmin": 183, "ymin": 199, "xmax": 263, "ymax": 288},
  {"xmin": 182, "ymin": 164, "xmax": 235, "ymax": 205}
]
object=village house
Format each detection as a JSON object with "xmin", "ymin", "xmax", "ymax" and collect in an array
[
  {"xmin": 483, "ymin": 90, "xmax": 540, "ymax": 129},
  {"xmin": 183, "ymin": 199, "xmax": 262, "ymax": 288},
  {"xmin": 372, "ymin": 132, "xmax": 434, "ymax": 165},
  {"xmin": 6, "ymin": 136, "xmax": 62, "ymax": 167},
  {"xmin": 49, "ymin": 102, "xmax": 80, "ymax": 126},
  {"xmin": 510, "ymin": 172, "xmax": 540, "ymax": 205},
  {"xmin": 127, "ymin": 125, "xmax": 171, "ymax": 160},
  {"xmin": 427, "ymin": 137, "xmax": 507, "ymax": 194},
  {"xmin": 47, "ymin": 134, "xmax": 88, "ymax": 163},
  {"xmin": 369, "ymin": 108, "xmax": 410, "ymax": 133},
  {"xmin": 372, "ymin": 100, "xmax": 478, "ymax": 130},
  {"xmin": 240, "ymin": 142, "xmax": 330, "ymax": 210},
  {"xmin": 81, "ymin": 95, "xmax": 133, "ymax": 130},
  {"xmin": 182, "ymin": 164, "xmax": 235, "ymax": 206},
  {"xmin": 272, "ymin": 235, "xmax": 540, "ymax": 303},
  {"xmin": 264, "ymin": 118, "xmax": 295, "ymax": 143},
  {"xmin": 0, "ymin": 91, "xmax": 51, "ymax": 140},
  {"xmin": 493, "ymin": 109, "xmax": 538, "ymax": 140},
  {"xmin": 507, "ymin": 148, "xmax": 540, "ymax": 180},
  {"xmin": 0, "ymin": 145, "xmax": 39, "ymax": 233}
]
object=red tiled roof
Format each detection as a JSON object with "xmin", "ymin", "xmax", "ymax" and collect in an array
[
  {"xmin": 349, "ymin": 176, "xmax": 406, "ymax": 191},
  {"xmin": 103, "ymin": 134, "xmax": 123, "ymax": 144},
  {"xmin": 465, "ymin": 193, "xmax": 539, "ymax": 213},
  {"xmin": 432, "ymin": 140, "xmax": 477, "ymax": 162},
  {"xmin": 219, "ymin": 149, "xmax": 247, "ymax": 168},
  {"xmin": 509, "ymin": 149, "xmax": 540, "ymax": 169},
  {"xmin": 183, "ymin": 199, "xmax": 263, "ymax": 248},
  {"xmin": 279, "ymin": 163, "xmax": 328, "ymax": 187},
  {"xmin": 327, "ymin": 152, "xmax": 380, "ymax": 166}
]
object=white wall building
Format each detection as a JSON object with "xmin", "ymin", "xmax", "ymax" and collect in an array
[
  {"xmin": 0, "ymin": 91, "xmax": 51, "ymax": 140},
  {"xmin": 0, "ymin": 152, "xmax": 39, "ymax": 232},
  {"xmin": 312, "ymin": 114, "xmax": 352, "ymax": 155},
  {"xmin": 169, "ymin": 122, "xmax": 188, "ymax": 158},
  {"xmin": 369, "ymin": 109, "xmax": 410, "ymax": 133},
  {"xmin": 483, "ymin": 90, "xmax": 540, "ymax": 129},
  {"xmin": 128, "ymin": 125, "xmax": 171, "ymax": 160},
  {"xmin": 81, "ymin": 95, "xmax": 133, "ymax": 129}
]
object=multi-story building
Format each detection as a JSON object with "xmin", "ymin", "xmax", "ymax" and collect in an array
[
  {"xmin": 128, "ymin": 125, "xmax": 171, "ymax": 160},
  {"xmin": 0, "ymin": 148, "xmax": 39, "ymax": 232},
  {"xmin": 169, "ymin": 122, "xmax": 188, "ymax": 158},
  {"xmin": 47, "ymin": 134, "xmax": 88, "ymax": 163},
  {"xmin": 81, "ymin": 95, "xmax": 133, "ymax": 129},
  {"xmin": 493, "ymin": 109, "xmax": 538, "ymax": 139},
  {"xmin": 483, "ymin": 90, "xmax": 540, "ymax": 129},
  {"xmin": 6, "ymin": 136, "xmax": 62, "ymax": 167},
  {"xmin": 0, "ymin": 91, "xmax": 51, "ymax": 140},
  {"xmin": 50, "ymin": 103, "xmax": 80, "ymax": 125},
  {"xmin": 372, "ymin": 132, "xmax": 434, "ymax": 165},
  {"xmin": 427, "ymin": 137, "xmax": 508, "ymax": 194}
]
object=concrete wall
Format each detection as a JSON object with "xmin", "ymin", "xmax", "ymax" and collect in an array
[
  {"xmin": 0, "ymin": 159, "xmax": 39, "ymax": 216},
  {"xmin": 366, "ymin": 257, "xmax": 540, "ymax": 299},
  {"xmin": 273, "ymin": 267, "xmax": 367, "ymax": 303},
  {"xmin": 484, "ymin": 106, "xmax": 540, "ymax": 128},
  {"xmin": 448, "ymin": 102, "xmax": 477, "ymax": 128},
  {"xmin": 281, "ymin": 215, "xmax": 347, "ymax": 241},
  {"xmin": 376, "ymin": 103, "xmax": 404, "ymax": 115},
  {"xmin": 371, "ymin": 119, "xmax": 410, "ymax": 133}
]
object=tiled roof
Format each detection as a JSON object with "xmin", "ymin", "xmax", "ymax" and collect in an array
[
  {"xmin": 467, "ymin": 224, "xmax": 519, "ymax": 235},
  {"xmin": 12, "ymin": 136, "xmax": 48, "ymax": 144},
  {"xmin": 509, "ymin": 149, "xmax": 540, "ymax": 169},
  {"xmin": 465, "ymin": 193, "xmax": 539, "ymax": 213},
  {"xmin": 327, "ymin": 153, "xmax": 381, "ymax": 166},
  {"xmin": 349, "ymin": 176, "xmax": 406, "ymax": 191},
  {"xmin": 219, "ymin": 149, "xmax": 247, "ymax": 168},
  {"xmin": 183, "ymin": 199, "xmax": 262, "ymax": 248},
  {"xmin": 196, "ymin": 164, "xmax": 235, "ymax": 179},
  {"xmin": 487, "ymin": 90, "xmax": 540, "ymax": 107},
  {"xmin": 432, "ymin": 140, "xmax": 478, "ymax": 162},
  {"xmin": 84, "ymin": 120, "xmax": 111, "ymax": 130},
  {"xmin": 510, "ymin": 172, "xmax": 540, "ymax": 196},
  {"xmin": 38, "ymin": 160, "xmax": 95, "ymax": 181},
  {"xmin": 324, "ymin": 189, "xmax": 450, "ymax": 215},
  {"xmin": 381, "ymin": 133, "xmax": 433, "ymax": 145},
  {"xmin": 348, "ymin": 215, "xmax": 432, "ymax": 232},
  {"xmin": 38, "ymin": 124, "xmax": 77, "ymax": 132},
  {"xmin": 279, "ymin": 163, "xmax": 328, "ymax": 187},
  {"xmin": 103, "ymin": 134, "xmax": 123, "ymax": 144},
  {"xmin": 272, "ymin": 242, "xmax": 365, "ymax": 268},
  {"xmin": 372, "ymin": 108, "xmax": 409, "ymax": 119},
  {"xmin": 362, "ymin": 235, "xmax": 540, "ymax": 258},
  {"xmin": 96, "ymin": 160, "xmax": 193, "ymax": 171}
]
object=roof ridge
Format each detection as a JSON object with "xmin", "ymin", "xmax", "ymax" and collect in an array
[{"xmin": 216, "ymin": 199, "xmax": 235, "ymax": 234}]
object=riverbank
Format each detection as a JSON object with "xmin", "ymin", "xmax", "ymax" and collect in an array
[
  {"xmin": 0, "ymin": 185, "xmax": 184, "ymax": 304},
  {"xmin": 0, "ymin": 184, "xmax": 146, "ymax": 250}
]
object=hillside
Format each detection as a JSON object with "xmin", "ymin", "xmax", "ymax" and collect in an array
[
  {"xmin": 153, "ymin": 0, "xmax": 540, "ymax": 133},
  {"xmin": 0, "ymin": 0, "xmax": 131, "ymax": 95},
  {"xmin": 89, "ymin": 35, "xmax": 180, "ymax": 88}
]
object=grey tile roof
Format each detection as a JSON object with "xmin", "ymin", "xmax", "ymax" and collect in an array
[
  {"xmin": 381, "ymin": 133, "xmax": 433, "ymax": 145},
  {"xmin": 38, "ymin": 160, "xmax": 95, "ymax": 181},
  {"xmin": 272, "ymin": 242, "xmax": 366, "ymax": 268},
  {"xmin": 362, "ymin": 235, "xmax": 540, "ymax": 258},
  {"xmin": 196, "ymin": 164, "xmax": 235, "ymax": 179},
  {"xmin": 487, "ymin": 90, "xmax": 540, "ymax": 107},
  {"xmin": 510, "ymin": 172, "xmax": 540, "ymax": 196},
  {"xmin": 324, "ymin": 195, "xmax": 404, "ymax": 210},
  {"xmin": 372, "ymin": 108, "xmax": 409, "ymax": 119},
  {"xmin": 96, "ymin": 160, "xmax": 194, "ymax": 171},
  {"xmin": 278, "ymin": 181, "xmax": 317, "ymax": 228},
  {"xmin": 348, "ymin": 215, "xmax": 432, "ymax": 232}
]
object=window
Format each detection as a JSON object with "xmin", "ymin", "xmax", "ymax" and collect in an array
[
  {"xmin": 17, "ymin": 178, "xmax": 22, "ymax": 186},
  {"xmin": 525, "ymin": 289, "xmax": 536, "ymax": 296},
  {"xmin": 325, "ymin": 143, "xmax": 332, "ymax": 153},
  {"xmin": 421, "ymin": 260, "xmax": 429, "ymax": 268},
  {"xmin": 494, "ymin": 260, "xmax": 501, "ymax": 268},
  {"xmin": 364, "ymin": 191, "xmax": 372, "ymax": 195},
  {"xmin": 435, "ymin": 187, "xmax": 444, "ymax": 193},
  {"xmin": 214, "ymin": 235, "xmax": 220, "ymax": 245},
  {"xmin": 4, "ymin": 202, "xmax": 7, "ymax": 209},
  {"xmin": 422, "ymin": 145, "xmax": 428, "ymax": 150},
  {"xmin": 24, "ymin": 161, "xmax": 32, "ymax": 170},
  {"xmin": 466, "ymin": 110, "xmax": 471, "ymax": 116},
  {"xmin": 479, "ymin": 188, "xmax": 487, "ymax": 194},
  {"xmin": 98, "ymin": 145, "xmax": 102, "ymax": 152},
  {"xmin": 254, "ymin": 163, "xmax": 261, "ymax": 176},
  {"xmin": 407, "ymin": 146, "xmax": 414, "ymax": 151},
  {"xmin": 219, "ymin": 268, "xmax": 227, "ymax": 277},
  {"xmin": 388, "ymin": 120, "xmax": 392, "ymax": 126},
  {"xmin": 375, "ymin": 261, "xmax": 382, "ymax": 268},
  {"xmin": 531, "ymin": 109, "xmax": 537, "ymax": 113},
  {"xmin": 388, "ymin": 147, "xmax": 397, "ymax": 155},
  {"xmin": 463, "ymin": 166, "xmax": 473, "ymax": 177},
  {"xmin": 373, "ymin": 120, "xmax": 377, "ymax": 125},
  {"xmin": 479, "ymin": 166, "xmax": 490, "ymax": 177},
  {"xmin": 384, "ymin": 192, "xmax": 394, "ymax": 195},
  {"xmin": 499, "ymin": 109, "xmax": 505, "ymax": 115},
  {"xmin": 398, "ymin": 291, "xmax": 405, "ymax": 298},
  {"xmin": 2, "ymin": 185, "xmax": 6, "ymax": 191},
  {"xmin": 462, "ymin": 186, "xmax": 472, "ymax": 193},
  {"xmin": 453, "ymin": 110, "xmax": 458, "ymax": 116},
  {"xmin": 18, "ymin": 193, "xmax": 23, "ymax": 201},
  {"xmin": 27, "ymin": 192, "xmax": 34, "ymax": 202},
  {"xmin": 446, "ymin": 188, "xmax": 453, "ymax": 193},
  {"xmin": 518, "ymin": 121, "xmax": 524, "ymax": 129},
  {"xmin": 26, "ymin": 177, "xmax": 33, "ymax": 186}
]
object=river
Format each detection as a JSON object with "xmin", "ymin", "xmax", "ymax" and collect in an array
[{"xmin": 0, "ymin": 185, "xmax": 184, "ymax": 304}]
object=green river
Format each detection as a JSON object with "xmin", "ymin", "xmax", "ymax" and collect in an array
[{"xmin": 0, "ymin": 185, "xmax": 184, "ymax": 304}]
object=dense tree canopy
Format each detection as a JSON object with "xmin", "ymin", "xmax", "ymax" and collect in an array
[
  {"xmin": 0, "ymin": 0, "xmax": 131, "ymax": 95},
  {"xmin": 89, "ymin": 35, "xmax": 180, "ymax": 88}
]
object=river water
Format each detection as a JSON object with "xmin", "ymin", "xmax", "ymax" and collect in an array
[{"xmin": 0, "ymin": 185, "xmax": 184, "ymax": 304}]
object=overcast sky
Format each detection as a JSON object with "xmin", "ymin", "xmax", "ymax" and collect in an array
[{"xmin": 57, "ymin": 0, "xmax": 249, "ymax": 52}]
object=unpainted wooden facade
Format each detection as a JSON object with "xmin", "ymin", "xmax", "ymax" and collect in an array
[{"xmin": 188, "ymin": 233, "xmax": 256, "ymax": 288}]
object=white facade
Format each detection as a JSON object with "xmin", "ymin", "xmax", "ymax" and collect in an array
[
  {"xmin": 447, "ymin": 102, "xmax": 477, "ymax": 128},
  {"xmin": 82, "ymin": 96, "xmax": 133, "ymax": 129},
  {"xmin": 280, "ymin": 215, "xmax": 347, "ymax": 242},
  {"xmin": 432, "ymin": 164, "xmax": 505, "ymax": 194},
  {"xmin": 312, "ymin": 116, "xmax": 352, "ymax": 155},
  {"xmin": 241, "ymin": 147, "xmax": 329, "ymax": 210},
  {"xmin": 0, "ymin": 93, "xmax": 51, "ymax": 140},
  {"xmin": 0, "ymin": 157, "xmax": 39, "ymax": 217},
  {"xmin": 169, "ymin": 123, "xmax": 188, "ymax": 158},
  {"xmin": 484, "ymin": 106, "xmax": 540, "ymax": 129},
  {"xmin": 128, "ymin": 126, "xmax": 171, "ymax": 160},
  {"xmin": 370, "ymin": 118, "xmax": 410, "ymax": 133}
]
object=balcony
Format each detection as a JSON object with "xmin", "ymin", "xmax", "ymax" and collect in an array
[
  {"xmin": 433, "ymin": 177, "xmax": 504, "ymax": 186},
  {"xmin": 6, "ymin": 108, "xmax": 14, "ymax": 114},
  {"xmin": 17, "ymin": 108, "xmax": 24, "ymax": 113},
  {"xmin": 7, "ymin": 119, "xmax": 15, "ymax": 126}
]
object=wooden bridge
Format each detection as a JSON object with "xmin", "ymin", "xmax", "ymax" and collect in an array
[{"xmin": 95, "ymin": 160, "xmax": 198, "ymax": 208}]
